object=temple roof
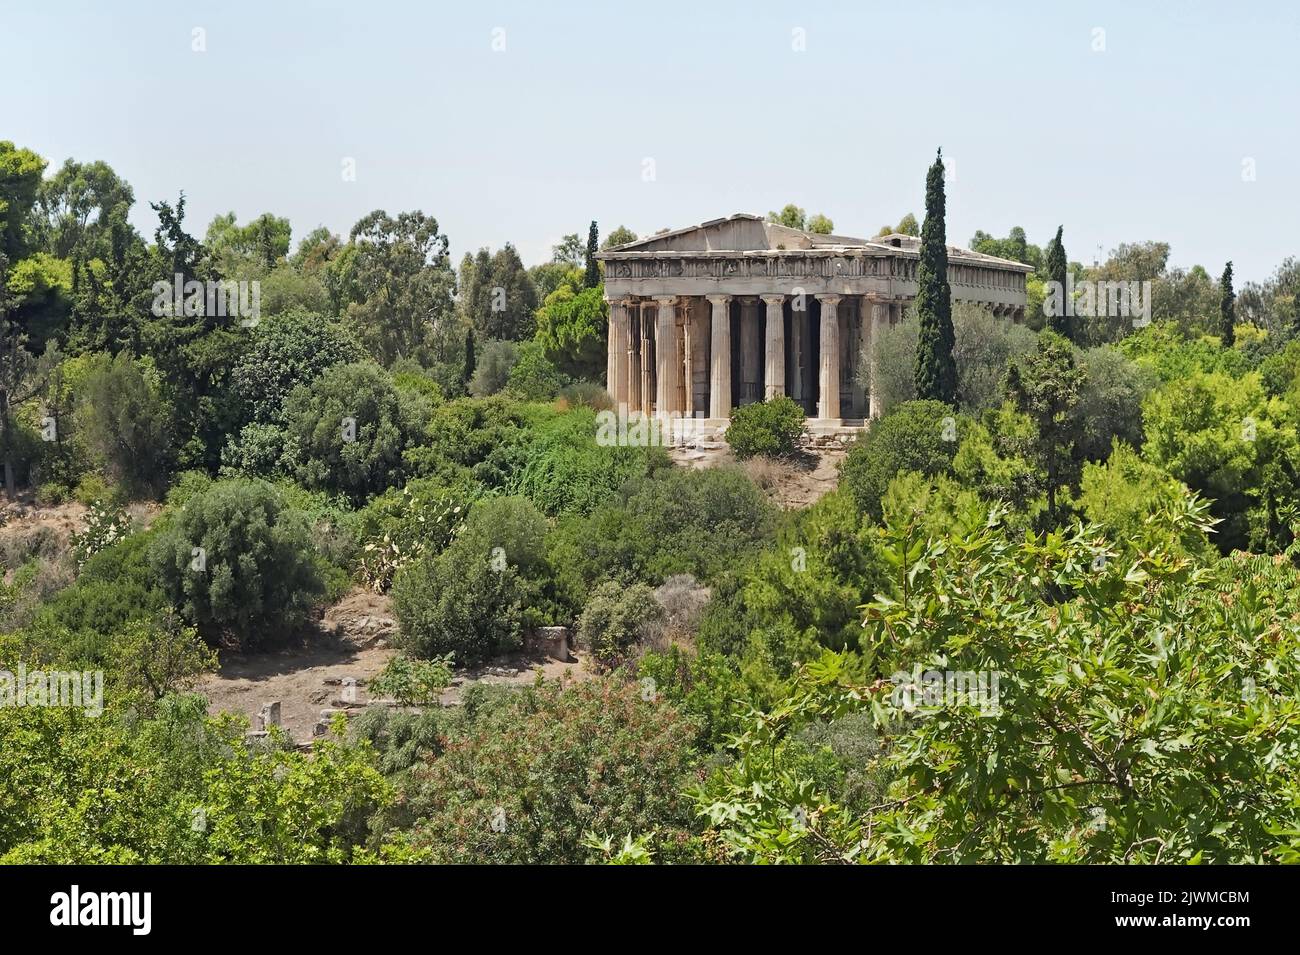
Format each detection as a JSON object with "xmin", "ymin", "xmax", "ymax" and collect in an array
[{"xmin": 597, "ymin": 212, "xmax": 1034, "ymax": 272}]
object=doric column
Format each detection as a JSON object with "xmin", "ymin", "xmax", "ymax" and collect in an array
[
  {"xmin": 606, "ymin": 302, "xmax": 617, "ymax": 394},
  {"xmin": 607, "ymin": 297, "xmax": 630, "ymax": 406},
  {"xmin": 817, "ymin": 294, "xmax": 841, "ymax": 420},
  {"xmin": 739, "ymin": 297, "xmax": 761, "ymax": 405},
  {"xmin": 868, "ymin": 300, "xmax": 888, "ymax": 419},
  {"xmin": 708, "ymin": 295, "xmax": 732, "ymax": 418},
  {"xmin": 761, "ymin": 294, "xmax": 785, "ymax": 400},
  {"xmin": 681, "ymin": 302, "xmax": 693, "ymax": 417},
  {"xmin": 640, "ymin": 302, "xmax": 654, "ymax": 413},
  {"xmin": 654, "ymin": 296, "xmax": 679, "ymax": 417}
]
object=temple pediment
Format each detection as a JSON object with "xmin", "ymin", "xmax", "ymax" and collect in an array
[
  {"xmin": 599, "ymin": 213, "xmax": 1033, "ymax": 271},
  {"xmin": 603, "ymin": 213, "xmax": 883, "ymax": 254}
]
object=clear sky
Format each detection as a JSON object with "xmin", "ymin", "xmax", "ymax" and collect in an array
[{"xmin": 3, "ymin": 1, "xmax": 1296, "ymax": 281}]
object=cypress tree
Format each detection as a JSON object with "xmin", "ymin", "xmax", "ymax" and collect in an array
[
  {"xmin": 1219, "ymin": 261, "xmax": 1236, "ymax": 348},
  {"xmin": 914, "ymin": 149, "xmax": 956, "ymax": 404},
  {"xmin": 583, "ymin": 220, "xmax": 601, "ymax": 289},
  {"xmin": 462, "ymin": 327, "xmax": 476, "ymax": 389},
  {"xmin": 1045, "ymin": 226, "xmax": 1071, "ymax": 340}
]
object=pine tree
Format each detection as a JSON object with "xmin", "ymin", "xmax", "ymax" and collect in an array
[
  {"xmin": 583, "ymin": 221, "xmax": 601, "ymax": 289},
  {"xmin": 1218, "ymin": 262, "xmax": 1236, "ymax": 348},
  {"xmin": 914, "ymin": 149, "xmax": 956, "ymax": 404},
  {"xmin": 1045, "ymin": 226, "xmax": 1071, "ymax": 341},
  {"xmin": 462, "ymin": 327, "xmax": 476, "ymax": 389}
]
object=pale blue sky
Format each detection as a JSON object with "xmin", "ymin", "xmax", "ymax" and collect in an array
[{"xmin": 3, "ymin": 1, "xmax": 1296, "ymax": 280}]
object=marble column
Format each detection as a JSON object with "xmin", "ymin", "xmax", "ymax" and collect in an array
[
  {"xmin": 607, "ymin": 298, "xmax": 630, "ymax": 406},
  {"xmin": 606, "ymin": 302, "xmax": 617, "ymax": 395},
  {"xmin": 626, "ymin": 302, "xmax": 642, "ymax": 412},
  {"xmin": 708, "ymin": 295, "xmax": 731, "ymax": 418},
  {"xmin": 681, "ymin": 302, "xmax": 693, "ymax": 417},
  {"xmin": 868, "ymin": 300, "xmax": 888, "ymax": 419},
  {"xmin": 654, "ymin": 296, "xmax": 679, "ymax": 417},
  {"xmin": 817, "ymin": 294, "xmax": 841, "ymax": 420},
  {"xmin": 762, "ymin": 294, "xmax": 785, "ymax": 400},
  {"xmin": 739, "ymin": 296, "xmax": 762, "ymax": 405}
]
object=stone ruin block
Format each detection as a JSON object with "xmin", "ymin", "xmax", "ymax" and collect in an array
[
  {"xmin": 257, "ymin": 701, "xmax": 281, "ymax": 731},
  {"xmin": 527, "ymin": 626, "xmax": 572, "ymax": 662}
]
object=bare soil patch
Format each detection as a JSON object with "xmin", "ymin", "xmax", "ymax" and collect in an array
[
  {"xmin": 197, "ymin": 587, "xmax": 593, "ymax": 742},
  {"xmin": 669, "ymin": 443, "xmax": 846, "ymax": 509}
]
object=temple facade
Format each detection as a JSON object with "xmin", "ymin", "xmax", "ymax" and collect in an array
[{"xmin": 597, "ymin": 213, "xmax": 1032, "ymax": 425}]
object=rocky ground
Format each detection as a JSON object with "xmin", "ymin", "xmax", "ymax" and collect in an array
[
  {"xmin": 196, "ymin": 587, "xmax": 591, "ymax": 743},
  {"xmin": 669, "ymin": 440, "xmax": 847, "ymax": 509}
]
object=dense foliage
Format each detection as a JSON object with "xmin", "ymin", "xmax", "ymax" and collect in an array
[
  {"xmin": 725, "ymin": 396, "xmax": 805, "ymax": 459},
  {"xmin": 4, "ymin": 137, "xmax": 1300, "ymax": 866}
]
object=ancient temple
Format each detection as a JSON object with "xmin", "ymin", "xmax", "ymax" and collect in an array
[{"xmin": 597, "ymin": 213, "xmax": 1031, "ymax": 425}]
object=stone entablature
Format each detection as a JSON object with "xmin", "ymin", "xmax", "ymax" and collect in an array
[
  {"xmin": 604, "ymin": 252, "xmax": 1025, "ymax": 308},
  {"xmin": 596, "ymin": 214, "xmax": 1031, "ymax": 426}
]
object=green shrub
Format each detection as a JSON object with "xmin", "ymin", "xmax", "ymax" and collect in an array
[
  {"xmin": 389, "ymin": 678, "xmax": 701, "ymax": 863},
  {"xmin": 368, "ymin": 653, "xmax": 454, "ymax": 706},
  {"xmin": 557, "ymin": 380, "xmax": 613, "ymax": 411},
  {"xmin": 407, "ymin": 395, "xmax": 557, "ymax": 490},
  {"xmin": 576, "ymin": 580, "xmax": 662, "ymax": 668},
  {"xmin": 725, "ymin": 396, "xmax": 805, "ymax": 459},
  {"xmin": 69, "ymin": 502, "xmax": 130, "ymax": 568},
  {"xmin": 533, "ymin": 280, "xmax": 607, "ymax": 379},
  {"xmin": 0, "ymin": 695, "xmax": 389, "ymax": 863},
  {"xmin": 109, "ymin": 610, "xmax": 218, "ymax": 707},
  {"xmin": 390, "ymin": 540, "xmax": 527, "ymax": 663},
  {"xmin": 35, "ymin": 482, "xmax": 68, "ymax": 506},
  {"xmin": 1141, "ymin": 369, "xmax": 1300, "ymax": 552},
  {"xmin": 696, "ymin": 487, "xmax": 884, "ymax": 684},
  {"xmin": 280, "ymin": 361, "xmax": 430, "ymax": 503},
  {"xmin": 547, "ymin": 465, "xmax": 777, "ymax": 607},
  {"xmin": 469, "ymin": 339, "xmax": 518, "ymax": 397},
  {"xmin": 147, "ymin": 478, "xmax": 325, "ymax": 647},
  {"xmin": 504, "ymin": 341, "xmax": 564, "ymax": 400},
  {"xmin": 356, "ymin": 478, "xmax": 474, "ymax": 591},
  {"xmin": 391, "ymin": 497, "xmax": 551, "ymax": 662},
  {"xmin": 229, "ymin": 309, "xmax": 367, "ymax": 426},
  {"xmin": 1079, "ymin": 442, "xmax": 1216, "ymax": 559},
  {"xmin": 508, "ymin": 407, "xmax": 647, "ymax": 516},
  {"xmin": 72, "ymin": 472, "xmax": 114, "ymax": 507},
  {"xmin": 72, "ymin": 352, "xmax": 173, "ymax": 497},
  {"xmin": 26, "ymin": 530, "xmax": 166, "ymax": 666},
  {"xmin": 841, "ymin": 399, "xmax": 961, "ymax": 519}
]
